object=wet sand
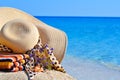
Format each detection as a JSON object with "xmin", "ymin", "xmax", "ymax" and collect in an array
[{"xmin": 62, "ymin": 55, "xmax": 120, "ymax": 80}]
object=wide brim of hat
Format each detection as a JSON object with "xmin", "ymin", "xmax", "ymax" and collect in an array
[{"xmin": 0, "ymin": 7, "xmax": 67, "ymax": 63}]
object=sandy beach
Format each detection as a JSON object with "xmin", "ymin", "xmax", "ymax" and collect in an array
[{"xmin": 62, "ymin": 55, "xmax": 120, "ymax": 80}]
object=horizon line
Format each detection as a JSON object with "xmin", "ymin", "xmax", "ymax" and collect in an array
[{"xmin": 34, "ymin": 16, "xmax": 120, "ymax": 18}]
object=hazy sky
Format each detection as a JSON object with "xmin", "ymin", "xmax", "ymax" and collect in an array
[{"xmin": 0, "ymin": 0, "xmax": 120, "ymax": 17}]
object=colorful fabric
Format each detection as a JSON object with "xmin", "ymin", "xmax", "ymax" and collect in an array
[
  {"xmin": 0, "ymin": 38, "xmax": 66, "ymax": 80},
  {"xmin": 0, "ymin": 53, "xmax": 28, "ymax": 72},
  {"xmin": 0, "ymin": 62, "xmax": 24, "ymax": 72},
  {"xmin": 0, "ymin": 53, "xmax": 29, "ymax": 62}
]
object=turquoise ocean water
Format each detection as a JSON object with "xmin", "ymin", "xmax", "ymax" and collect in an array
[{"xmin": 36, "ymin": 17, "xmax": 120, "ymax": 69}]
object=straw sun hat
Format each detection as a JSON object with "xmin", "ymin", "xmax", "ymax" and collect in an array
[{"xmin": 0, "ymin": 7, "xmax": 67, "ymax": 63}]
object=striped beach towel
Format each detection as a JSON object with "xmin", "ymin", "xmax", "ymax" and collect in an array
[{"xmin": 0, "ymin": 53, "xmax": 29, "ymax": 72}]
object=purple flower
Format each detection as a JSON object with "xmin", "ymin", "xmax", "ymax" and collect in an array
[
  {"xmin": 29, "ymin": 53, "xmax": 34, "ymax": 57},
  {"xmin": 52, "ymin": 62, "xmax": 55, "ymax": 65},
  {"xmin": 50, "ymin": 48, "xmax": 54, "ymax": 50},
  {"xmin": 48, "ymin": 51, "xmax": 51, "ymax": 54},
  {"xmin": 45, "ymin": 44, "xmax": 48, "ymax": 48},
  {"xmin": 39, "ymin": 48, "xmax": 43, "ymax": 52}
]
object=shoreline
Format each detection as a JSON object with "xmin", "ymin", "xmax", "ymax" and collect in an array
[{"xmin": 62, "ymin": 55, "xmax": 120, "ymax": 80}]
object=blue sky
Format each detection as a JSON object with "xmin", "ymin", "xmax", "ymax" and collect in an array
[{"xmin": 0, "ymin": 0, "xmax": 120, "ymax": 17}]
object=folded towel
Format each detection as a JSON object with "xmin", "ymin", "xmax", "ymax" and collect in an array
[
  {"xmin": 0, "ymin": 62, "xmax": 13, "ymax": 69},
  {"xmin": 0, "ymin": 53, "xmax": 29, "ymax": 60},
  {"xmin": 0, "ymin": 57, "xmax": 26, "ymax": 63},
  {"xmin": 0, "ymin": 53, "xmax": 29, "ymax": 72},
  {"xmin": 0, "ymin": 61, "xmax": 24, "ymax": 72}
]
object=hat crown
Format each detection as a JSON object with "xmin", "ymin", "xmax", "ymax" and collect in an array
[
  {"xmin": 0, "ymin": 19, "xmax": 39, "ymax": 53},
  {"xmin": 10, "ymin": 22, "xmax": 30, "ymax": 38},
  {"xmin": 3, "ymin": 19, "xmax": 32, "ymax": 40}
]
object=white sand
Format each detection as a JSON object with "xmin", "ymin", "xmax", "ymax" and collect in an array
[
  {"xmin": 0, "ymin": 70, "xmax": 75, "ymax": 80},
  {"xmin": 62, "ymin": 55, "xmax": 120, "ymax": 80}
]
